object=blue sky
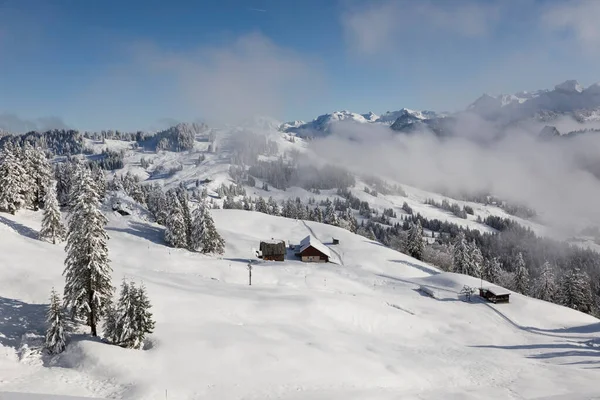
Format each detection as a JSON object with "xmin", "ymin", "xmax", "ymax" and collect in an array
[{"xmin": 0, "ymin": 0, "xmax": 599, "ymax": 131}]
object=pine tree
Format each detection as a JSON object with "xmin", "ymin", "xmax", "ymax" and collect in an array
[
  {"xmin": 407, "ymin": 220, "xmax": 425, "ymax": 260},
  {"xmin": 91, "ymin": 167, "xmax": 107, "ymax": 202},
  {"xmin": 28, "ymin": 145, "xmax": 52, "ymax": 210},
  {"xmin": 325, "ymin": 202, "xmax": 338, "ymax": 226},
  {"xmin": 39, "ymin": 180, "xmax": 66, "ymax": 244},
  {"xmin": 345, "ymin": 208, "xmax": 358, "ymax": 233},
  {"xmin": 106, "ymin": 280, "xmax": 155, "ymax": 349},
  {"xmin": 17, "ymin": 142, "xmax": 36, "ymax": 209},
  {"xmin": 452, "ymin": 232, "xmax": 471, "ymax": 275},
  {"xmin": 534, "ymin": 261, "xmax": 557, "ymax": 302},
  {"xmin": 132, "ymin": 282, "xmax": 155, "ymax": 348},
  {"xmin": 513, "ymin": 253, "xmax": 529, "ymax": 295},
  {"xmin": 0, "ymin": 143, "xmax": 30, "ymax": 214},
  {"xmin": 103, "ymin": 300, "xmax": 119, "ymax": 344},
  {"xmin": 45, "ymin": 288, "xmax": 67, "ymax": 355},
  {"xmin": 255, "ymin": 197, "xmax": 268, "ymax": 214},
  {"xmin": 147, "ymin": 184, "xmax": 168, "ymax": 225},
  {"xmin": 63, "ymin": 167, "xmax": 113, "ymax": 336},
  {"xmin": 117, "ymin": 280, "xmax": 139, "ymax": 348},
  {"xmin": 176, "ymin": 187, "xmax": 193, "ymax": 248},
  {"xmin": 267, "ymin": 197, "xmax": 279, "ymax": 216},
  {"xmin": 468, "ymin": 241, "xmax": 483, "ymax": 278},
  {"xmin": 314, "ymin": 207, "xmax": 323, "ymax": 223},
  {"xmin": 164, "ymin": 191, "xmax": 188, "ymax": 248},
  {"xmin": 190, "ymin": 204, "xmax": 206, "ymax": 251},
  {"xmin": 482, "ymin": 257, "xmax": 502, "ymax": 284},
  {"xmin": 560, "ymin": 268, "xmax": 594, "ymax": 313},
  {"xmin": 198, "ymin": 206, "xmax": 225, "ymax": 254}
]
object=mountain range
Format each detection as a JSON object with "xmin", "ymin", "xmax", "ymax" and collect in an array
[{"xmin": 281, "ymin": 80, "xmax": 600, "ymax": 137}]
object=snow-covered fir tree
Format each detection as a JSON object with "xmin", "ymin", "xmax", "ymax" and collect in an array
[
  {"xmin": 513, "ymin": 253, "xmax": 530, "ymax": 295},
  {"xmin": 0, "ymin": 142, "xmax": 31, "ymax": 214},
  {"xmin": 115, "ymin": 280, "xmax": 137, "ymax": 348},
  {"xmin": 63, "ymin": 166, "xmax": 113, "ymax": 336},
  {"xmin": 132, "ymin": 282, "xmax": 155, "ymax": 348},
  {"xmin": 17, "ymin": 142, "xmax": 36, "ymax": 209},
  {"xmin": 45, "ymin": 288, "xmax": 67, "ymax": 355},
  {"xmin": 164, "ymin": 190, "xmax": 188, "ymax": 248},
  {"xmin": 196, "ymin": 206, "xmax": 225, "ymax": 254},
  {"xmin": 255, "ymin": 197, "xmax": 268, "ymax": 214},
  {"xmin": 91, "ymin": 167, "xmax": 107, "ymax": 201},
  {"xmin": 39, "ymin": 180, "xmax": 66, "ymax": 244},
  {"xmin": 345, "ymin": 208, "xmax": 358, "ymax": 233},
  {"xmin": 176, "ymin": 187, "xmax": 194, "ymax": 249},
  {"xmin": 482, "ymin": 257, "xmax": 502, "ymax": 284},
  {"xmin": 407, "ymin": 220, "xmax": 425, "ymax": 260},
  {"xmin": 146, "ymin": 184, "xmax": 168, "ymax": 225},
  {"xmin": 26, "ymin": 144, "xmax": 52, "ymax": 210},
  {"xmin": 103, "ymin": 300, "xmax": 119, "ymax": 344},
  {"xmin": 560, "ymin": 268, "xmax": 594, "ymax": 313},
  {"xmin": 468, "ymin": 241, "xmax": 483, "ymax": 278},
  {"xmin": 267, "ymin": 197, "xmax": 280, "ymax": 215},
  {"xmin": 314, "ymin": 207, "xmax": 323, "ymax": 223},
  {"xmin": 325, "ymin": 202, "xmax": 339, "ymax": 226},
  {"xmin": 105, "ymin": 280, "xmax": 155, "ymax": 349},
  {"xmin": 452, "ymin": 232, "xmax": 471, "ymax": 275},
  {"xmin": 534, "ymin": 261, "xmax": 557, "ymax": 302}
]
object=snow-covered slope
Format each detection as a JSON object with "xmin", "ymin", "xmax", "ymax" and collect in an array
[
  {"xmin": 468, "ymin": 80, "xmax": 600, "ymax": 123},
  {"xmin": 1, "ymin": 210, "xmax": 599, "ymax": 399}
]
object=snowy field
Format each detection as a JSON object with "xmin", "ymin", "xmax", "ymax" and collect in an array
[{"xmin": 1, "ymin": 209, "xmax": 600, "ymax": 399}]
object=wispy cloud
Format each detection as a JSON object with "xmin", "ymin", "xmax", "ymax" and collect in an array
[
  {"xmin": 129, "ymin": 32, "xmax": 321, "ymax": 126},
  {"xmin": 542, "ymin": 0, "xmax": 600, "ymax": 51},
  {"xmin": 248, "ymin": 7, "xmax": 267, "ymax": 12},
  {"xmin": 341, "ymin": 0, "xmax": 501, "ymax": 56},
  {"xmin": 0, "ymin": 113, "xmax": 70, "ymax": 133}
]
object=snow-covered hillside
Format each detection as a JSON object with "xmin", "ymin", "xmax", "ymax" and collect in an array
[{"xmin": 1, "ymin": 209, "xmax": 599, "ymax": 399}]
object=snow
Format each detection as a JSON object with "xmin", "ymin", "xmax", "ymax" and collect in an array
[
  {"xmin": 555, "ymin": 80, "xmax": 584, "ymax": 94},
  {"xmin": 1, "ymin": 209, "xmax": 600, "ymax": 399},
  {"xmin": 485, "ymin": 286, "xmax": 510, "ymax": 296}
]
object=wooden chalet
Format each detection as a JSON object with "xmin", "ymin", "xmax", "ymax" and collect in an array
[
  {"xmin": 295, "ymin": 236, "xmax": 330, "ymax": 263},
  {"xmin": 479, "ymin": 286, "xmax": 510, "ymax": 303},
  {"xmin": 258, "ymin": 240, "xmax": 286, "ymax": 261}
]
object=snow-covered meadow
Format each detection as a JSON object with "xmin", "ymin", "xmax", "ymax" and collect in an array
[{"xmin": 1, "ymin": 209, "xmax": 599, "ymax": 399}]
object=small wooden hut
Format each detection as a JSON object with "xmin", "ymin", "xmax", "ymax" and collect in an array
[
  {"xmin": 259, "ymin": 240, "xmax": 286, "ymax": 261},
  {"xmin": 295, "ymin": 236, "xmax": 330, "ymax": 263},
  {"xmin": 479, "ymin": 287, "xmax": 510, "ymax": 303}
]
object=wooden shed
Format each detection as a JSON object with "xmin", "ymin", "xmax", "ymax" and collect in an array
[
  {"xmin": 295, "ymin": 236, "xmax": 330, "ymax": 263},
  {"xmin": 259, "ymin": 240, "xmax": 286, "ymax": 261},
  {"xmin": 479, "ymin": 286, "xmax": 510, "ymax": 303}
]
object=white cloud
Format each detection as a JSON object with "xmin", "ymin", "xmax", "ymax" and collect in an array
[
  {"xmin": 341, "ymin": 0, "xmax": 500, "ymax": 55},
  {"xmin": 310, "ymin": 118, "xmax": 600, "ymax": 233},
  {"xmin": 542, "ymin": 0, "xmax": 600, "ymax": 50},
  {"xmin": 0, "ymin": 113, "xmax": 70, "ymax": 133},
  {"xmin": 133, "ymin": 32, "xmax": 321, "ymax": 126}
]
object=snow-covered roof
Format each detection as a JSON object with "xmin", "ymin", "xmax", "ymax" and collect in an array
[
  {"xmin": 485, "ymin": 286, "xmax": 510, "ymax": 296},
  {"xmin": 262, "ymin": 239, "xmax": 284, "ymax": 245},
  {"xmin": 298, "ymin": 235, "xmax": 331, "ymax": 258}
]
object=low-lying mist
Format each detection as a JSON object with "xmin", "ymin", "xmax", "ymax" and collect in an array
[{"xmin": 309, "ymin": 116, "xmax": 600, "ymax": 234}]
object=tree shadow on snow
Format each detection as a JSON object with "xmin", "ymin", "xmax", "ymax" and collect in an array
[
  {"xmin": 0, "ymin": 296, "xmax": 47, "ymax": 349},
  {"xmin": 0, "ymin": 215, "xmax": 39, "ymax": 240},
  {"xmin": 107, "ymin": 221, "xmax": 165, "ymax": 246}
]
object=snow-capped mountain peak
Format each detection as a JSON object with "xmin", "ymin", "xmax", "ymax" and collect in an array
[
  {"xmin": 361, "ymin": 111, "xmax": 380, "ymax": 122},
  {"xmin": 555, "ymin": 80, "xmax": 584, "ymax": 94}
]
